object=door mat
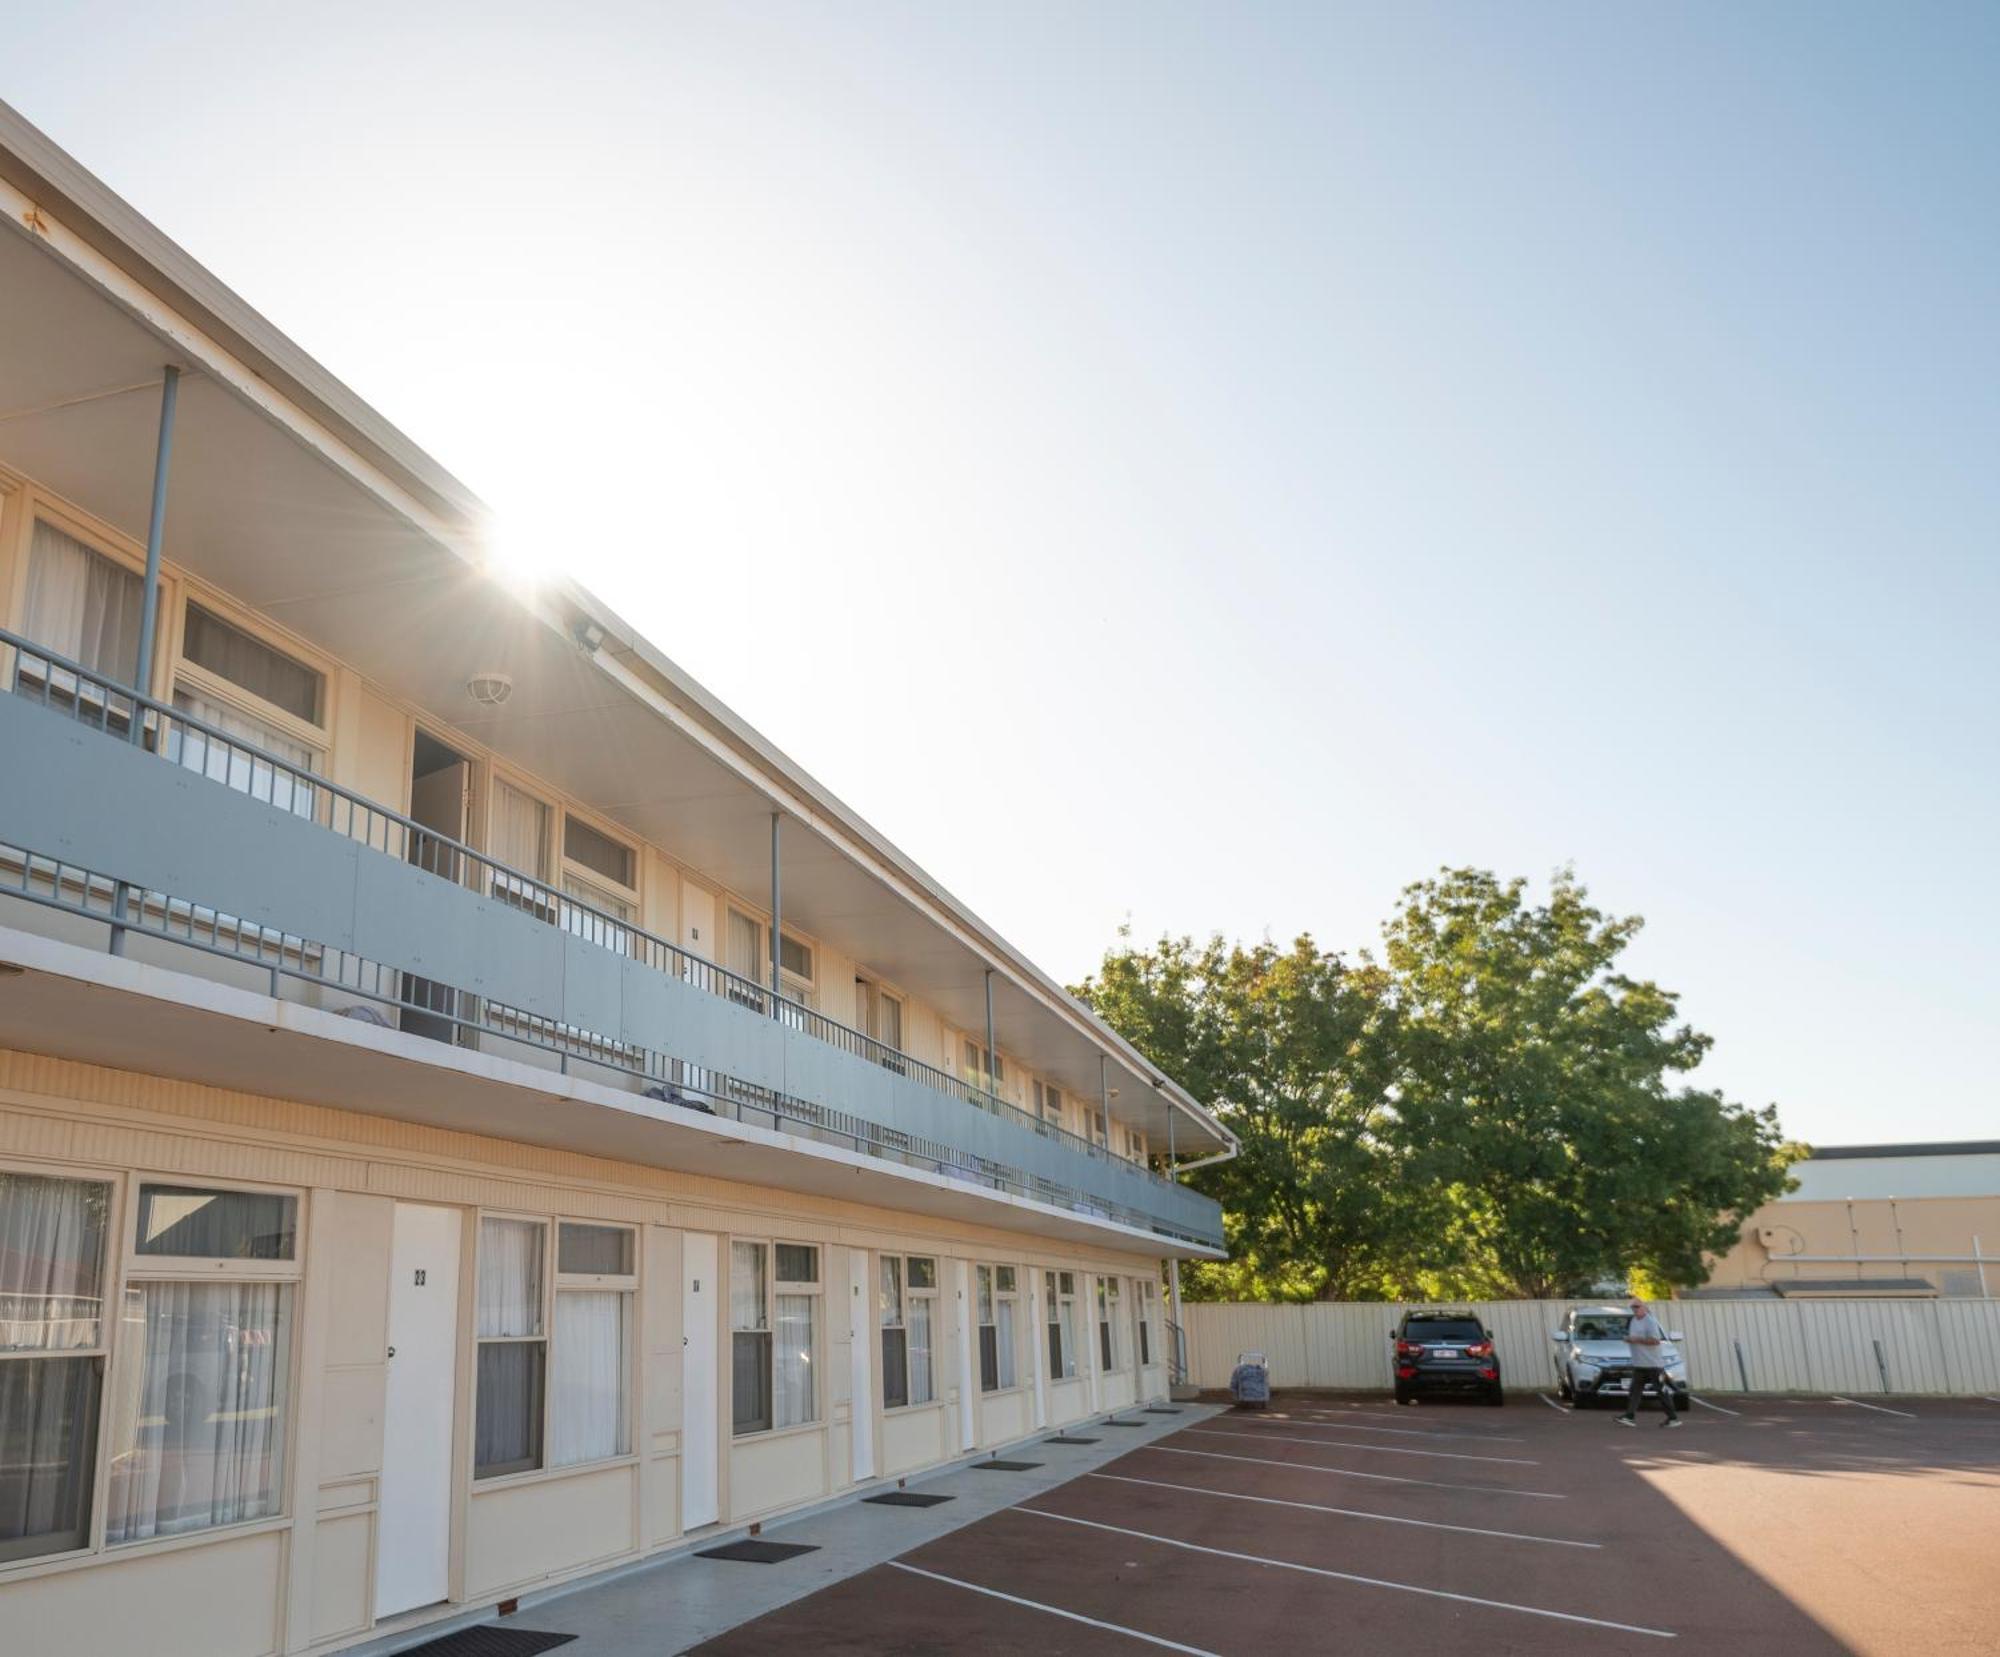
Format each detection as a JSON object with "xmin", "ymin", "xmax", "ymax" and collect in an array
[
  {"xmin": 864, "ymin": 1491, "xmax": 955, "ymax": 1508},
  {"xmin": 973, "ymin": 1458, "xmax": 1042, "ymax": 1471},
  {"xmin": 398, "ymin": 1629, "xmax": 577, "ymax": 1657},
  {"xmin": 1045, "ymin": 1434, "xmax": 1100, "ymax": 1445},
  {"xmin": 1099, "ymin": 1419, "xmax": 1146, "ymax": 1427},
  {"xmin": 1144, "ymin": 1406, "xmax": 1183, "ymax": 1415},
  {"xmin": 695, "ymin": 1539, "xmax": 821, "ymax": 1563}
]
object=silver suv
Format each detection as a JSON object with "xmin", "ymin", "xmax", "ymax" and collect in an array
[{"xmin": 1550, "ymin": 1305, "xmax": 1690, "ymax": 1408}]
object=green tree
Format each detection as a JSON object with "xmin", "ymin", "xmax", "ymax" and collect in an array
[
  {"xmin": 1381, "ymin": 867, "xmax": 1795, "ymax": 1297},
  {"xmin": 1073, "ymin": 933, "xmax": 1406, "ymax": 1301}
]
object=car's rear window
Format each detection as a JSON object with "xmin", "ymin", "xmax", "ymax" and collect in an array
[{"xmin": 1405, "ymin": 1317, "xmax": 1483, "ymax": 1341}]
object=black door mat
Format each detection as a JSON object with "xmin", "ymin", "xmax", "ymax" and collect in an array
[
  {"xmin": 696, "ymin": 1539, "xmax": 821, "ymax": 1563},
  {"xmin": 398, "ymin": 1629, "xmax": 577, "ymax": 1657},
  {"xmin": 1099, "ymin": 1419, "xmax": 1146, "ymax": 1427},
  {"xmin": 1144, "ymin": 1406, "xmax": 1183, "ymax": 1414},
  {"xmin": 973, "ymin": 1458, "xmax": 1042, "ymax": 1471},
  {"xmin": 1045, "ymin": 1434, "xmax": 1100, "ymax": 1444},
  {"xmin": 863, "ymin": 1491, "xmax": 955, "ymax": 1508}
]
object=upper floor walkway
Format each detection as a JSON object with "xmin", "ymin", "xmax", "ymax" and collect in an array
[{"xmin": 0, "ymin": 626, "xmax": 1224, "ymax": 1249}]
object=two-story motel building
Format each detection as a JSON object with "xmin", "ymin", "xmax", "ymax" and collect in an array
[{"xmin": 0, "ymin": 104, "xmax": 1233, "ymax": 1655}]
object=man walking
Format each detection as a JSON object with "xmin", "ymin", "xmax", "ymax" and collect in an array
[{"xmin": 1617, "ymin": 1297, "xmax": 1681, "ymax": 1428}]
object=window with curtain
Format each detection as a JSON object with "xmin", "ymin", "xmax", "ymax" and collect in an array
[
  {"xmin": 1097, "ymin": 1277, "xmax": 1124, "ymax": 1372},
  {"xmin": 550, "ymin": 1223, "xmax": 633, "ymax": 1468},
  {"xmin": 976, "ymin": 1264, "xmax": 1018, "ymax": 1394},
  {"xmin": 104, "ymin": 1182, "xmax": 299, "ymax": 1545},
  {"xmin": 179, "ymin": 604, "xmax": 322, "ymax": 725},
  {"xmin": 879, "ymin": 1255, "xmax": 936, "ymax": 1410},
  {"xmin": 1137, "ymin": 1279, "xmax": 1158, "ymax": 1367},
  {"xmin": 16, "ymin": 518, "xmax": 145, "ymax": 697},
  {"xmin": 475, "ymin": 1217, "xmax": 546, "ymax": 1479},
  {"xmin": 0, "ymin": 1170, "xmax": 111, "ymax": 1563},
  {"xmin": 166, "ymin": 686, "xmax": 319, "ymax": 817},
  {"xmin": 730, "ymin": 1241, "xmax": 770, "ymax": 1435},
  {"xmin": 733, "ymin": 1240, "xmax": 818, "ymax": 1435},
  {"xmin": 774, "ymin": 1244, "xmax": 818, "ymax": 1429},
  {"xmin": 724, "ymin": 911, "xmax": 765, "ymax": 1009},
  {"xmin": 1045, "ymin": 1270, "xmax": 1077, "ymax": 1380},
  {"xmin": 488, "ymin": 780, "xmax": 553, "ymax": 913}
]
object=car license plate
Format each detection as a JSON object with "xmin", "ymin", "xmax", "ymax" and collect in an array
[{"xmin": 1431, "ymin": 1347, "xmax": 1461, "ymax": 1357}]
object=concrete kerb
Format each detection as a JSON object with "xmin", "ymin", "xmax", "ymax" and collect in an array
[{"xmin": 342, "ymin": 1402, "xmax": 1224, "ymax": 1657}]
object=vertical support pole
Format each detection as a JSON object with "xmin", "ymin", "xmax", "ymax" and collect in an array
[
  {"xmin": 131, "ymin": 365, "xmax": 181, "ymax": 731},
  {"xmin": 1100, "ymin": 1055, "xmax": 1109, "ymax": 1152},
  {"xmin": 1976, "ymin": 1235, "xmax": 1989, "ymax": 1299},
  {"xmin": 983, "ymin": 969, "xmax": 996, "ymax": 1103},
  {"xmin": 769, "ymin": 812, "xmax": 781, "ymax": 1014},
  {"xmin": 1167, "ymin": 1097, "xmax": 1177, "ymax": 1171},
  {"xmin": 1167, "ymin": 1253, "xmax": 1185, "ymax": 1381}
]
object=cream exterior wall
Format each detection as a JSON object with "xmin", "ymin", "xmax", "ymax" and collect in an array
[
  {"xmin": 1707, "ymin": 1192, "xmax": 2000, "ymax": 1295},
  {"xmin": 0, "ymin": 1047, "xmax": 1165, "ymax": 1657}
]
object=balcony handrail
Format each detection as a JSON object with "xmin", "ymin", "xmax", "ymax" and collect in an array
[
  {"xmin": 0, "ymin": 625, "xmax": 1180, "ymax": 1190},
  {"xmin": 0, "ymin": 828, "xmax": 1220, "ymax": 1248}
]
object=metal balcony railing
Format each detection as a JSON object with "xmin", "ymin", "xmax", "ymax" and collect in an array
[{"xmin": 0, "ymin": 626, "xmax": 1219, "ymax": 1244}]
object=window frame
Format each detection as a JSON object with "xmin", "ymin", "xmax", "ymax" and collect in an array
[
  {"xmin": 108, "ymin": 1171, "xmax": 305, "ymax": 1549},
  {"xmin": 879, "ymin": 1253, "xmax": 940, "ymax": 1413},
  {"xmin": 473, "ymin": 1211, "xmax": 642, "ymax": 1484},
  {"xmin": 975, "ymin": 1263, "xmax": 1021, "ymax": 1395},
  {"xmin": 168, "ymin": 583, "xmax": 334, "ymax": 764},
  {"xmin": 1045, "ymin": 1269, "xmax": 1079, "ymax": 1382},
  {"xmin": 550, "ymin": 1220, "xmax": 638, "ymax": 1470},
  {"xmin": 0, "ymin": 1157, "xmax": 124, "ymax": 1572},
  {"xmin": 1, "ymin": 487, "xmax": 164, "ymax": 695},
  {"xmin": 559, "ymin": 806, "xmax": 643, "ymax": 950},
  {"xmin": 1096, "ymin": 1275, "xmax": 1126, "ymax": 1374},
  {"xmin": 730, "ymin": 1235, "xmax": 823, "ymax": 1439}
]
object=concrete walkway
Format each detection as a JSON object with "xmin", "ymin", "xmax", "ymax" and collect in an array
[{"xmin": 404, "ymin": 1404, "xmax": 1221, "ymax": 1655}]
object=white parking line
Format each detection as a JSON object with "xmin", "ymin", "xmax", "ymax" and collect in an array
[
  {"xmin": 1539, "ymin": 1393, "xmax": 1571, "ymax": 1414},
  {"xmin": 1269, "ymin": 1416, "xmax": 1527, "ymax": 1443},
  {"xmin": 1205, "ymin": 1424, "xmax": 1538, "ymax": 1466},
  {"xmin": 1296, "ymin": 1407, "xmax": 1523, "ymax": 1438},
  {"xmin": 1691, "ymin": 1397, "xmax": 1739, "ymax": 1417},
  {"xmin": 1831, "ymin": 1396, "xmax": 1917, "ymax": 1419},
  {"xmin": 887, "ymin": 1561, "xmax": 1221, "ymax": 1656},
  {"xmin": 1015, "ymin": 1509, "xmax": 1675, "ymax": 1639},
  {"xmin": 1144, "ymin": 1441, "xmax": 1566, "ymax": 1499},
  {"xmin": 1085, "ymin": 1471, "xmax": 1598, "ymax": 1548}
]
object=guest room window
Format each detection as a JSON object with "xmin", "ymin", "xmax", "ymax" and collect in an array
[
  {"xmin": 475, "ymin": 1216, "xmax": 547, "ymax": 1478},
  {"xmin": 733, "ymin": 1240, "xmax": 820, "ymax": 1434},
  {"xmin": 106, "ymin": 1180, "xmax": 301, "ymax": 1542},
  {"xmin": 976, "ymin": 1264, "xmax": 1019, "ymax": 1393},
  {"xmin": 880, "ymin": 1255, "xmax": 937, "ymax": 1409}
]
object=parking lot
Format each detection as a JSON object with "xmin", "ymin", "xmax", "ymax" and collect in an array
[{"xmin": 686, "ymin": 1391, "xmax": 2000, "ymax": 1656}]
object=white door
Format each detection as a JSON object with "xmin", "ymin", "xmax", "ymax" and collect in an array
[
  {"xmin": 376, "ymin": 1204, "xmax": 461, "ymax": 1618},
  {"xmin": 682, "ymin": 1232, "xmax": 720, "ymax": 1529},
  {"xmin": 954, "ymin": 1261, "xmax": 977, "ymax": 1450},
  {"xmin": 848, "ymin": 1247, "xmax": 874, "ymax": 1480}
]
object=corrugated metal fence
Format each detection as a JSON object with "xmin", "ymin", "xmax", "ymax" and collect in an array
[{"xmin": 1181, "ymin": 1297, "xmax": 2000, "ymax": 1395}]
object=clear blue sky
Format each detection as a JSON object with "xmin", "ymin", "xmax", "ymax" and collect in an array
[{"xmin": 11, "ymin": 4, "xmax": 1997, "ymax": 1145}]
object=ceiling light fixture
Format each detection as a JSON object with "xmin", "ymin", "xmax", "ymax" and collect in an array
[{"xmin": 466, "ymin": 672, "xmax": 513, "ymax": 707}]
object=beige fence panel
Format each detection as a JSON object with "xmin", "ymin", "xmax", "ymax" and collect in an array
[
  {"xmin": 1934, "ymin": 1300, "xmax": 2000, "ymax": 1393},
  {"xmin": 1181, "ymin": 1296, "xmax": 2000, "ymax": 1395}
]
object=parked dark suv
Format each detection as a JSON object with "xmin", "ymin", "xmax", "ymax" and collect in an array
[{"xmin": 1391, "ymin": 1309, "xmax": 1504, "ymax": 1405}]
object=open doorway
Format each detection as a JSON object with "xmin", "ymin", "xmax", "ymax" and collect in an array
[{"xmin": 401, "ymin": 730, "xmax": 472, "ymax": 1042}]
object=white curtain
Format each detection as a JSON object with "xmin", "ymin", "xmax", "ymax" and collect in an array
[
  {"xmin": 907, "ymin": 1295, "xmax": 934, "ymax": 1406},
  {"xmin": 490, "ymin": 782, "xmax": 551, "ymax": 880},
  {"xmin": 478, "ymin": 1219, "xmax": 543, "ymax": 1338},
  {"xmin": 166, "ymin": 688, "xmax": 318, "ymax": 818},
  {"xmin": 551, "ymin": 1291, "xmax": 628, "ymax": 1466},
  {"xmin": 996, "ymin": 1297, "xmax": 1017, "ymax": 1390},
  {"xmin": 104, "ymin": 1281, "xmax": 291, "ymax": 1543},
  {"xmin": 726, "ymin": 911, "xmax": 761, "ymax": 984},
  {"xmin": 774, "ymin": 1294, "xmax": 815, "ymax": 1426},
  {"xmin": 0, "ymin": 1172, "xmax": 108, "ymax": 1352},
  {"xmin": 1, "ymin": 1172, "xmax": 111, "ymax": 1560},
  {"xmin": 20, "ymin": 519, "xmax": 143, "ymax": 684}
]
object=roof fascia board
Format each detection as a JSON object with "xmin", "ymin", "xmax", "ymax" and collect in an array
[{"xmin": 0, "ymin": 100, "xmax": 485, "ymax": 527}]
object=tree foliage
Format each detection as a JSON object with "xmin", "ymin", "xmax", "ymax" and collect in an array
[{"xmin": 1073, "ymin": 868, "xmax": 1797, "ymax": 1301}]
